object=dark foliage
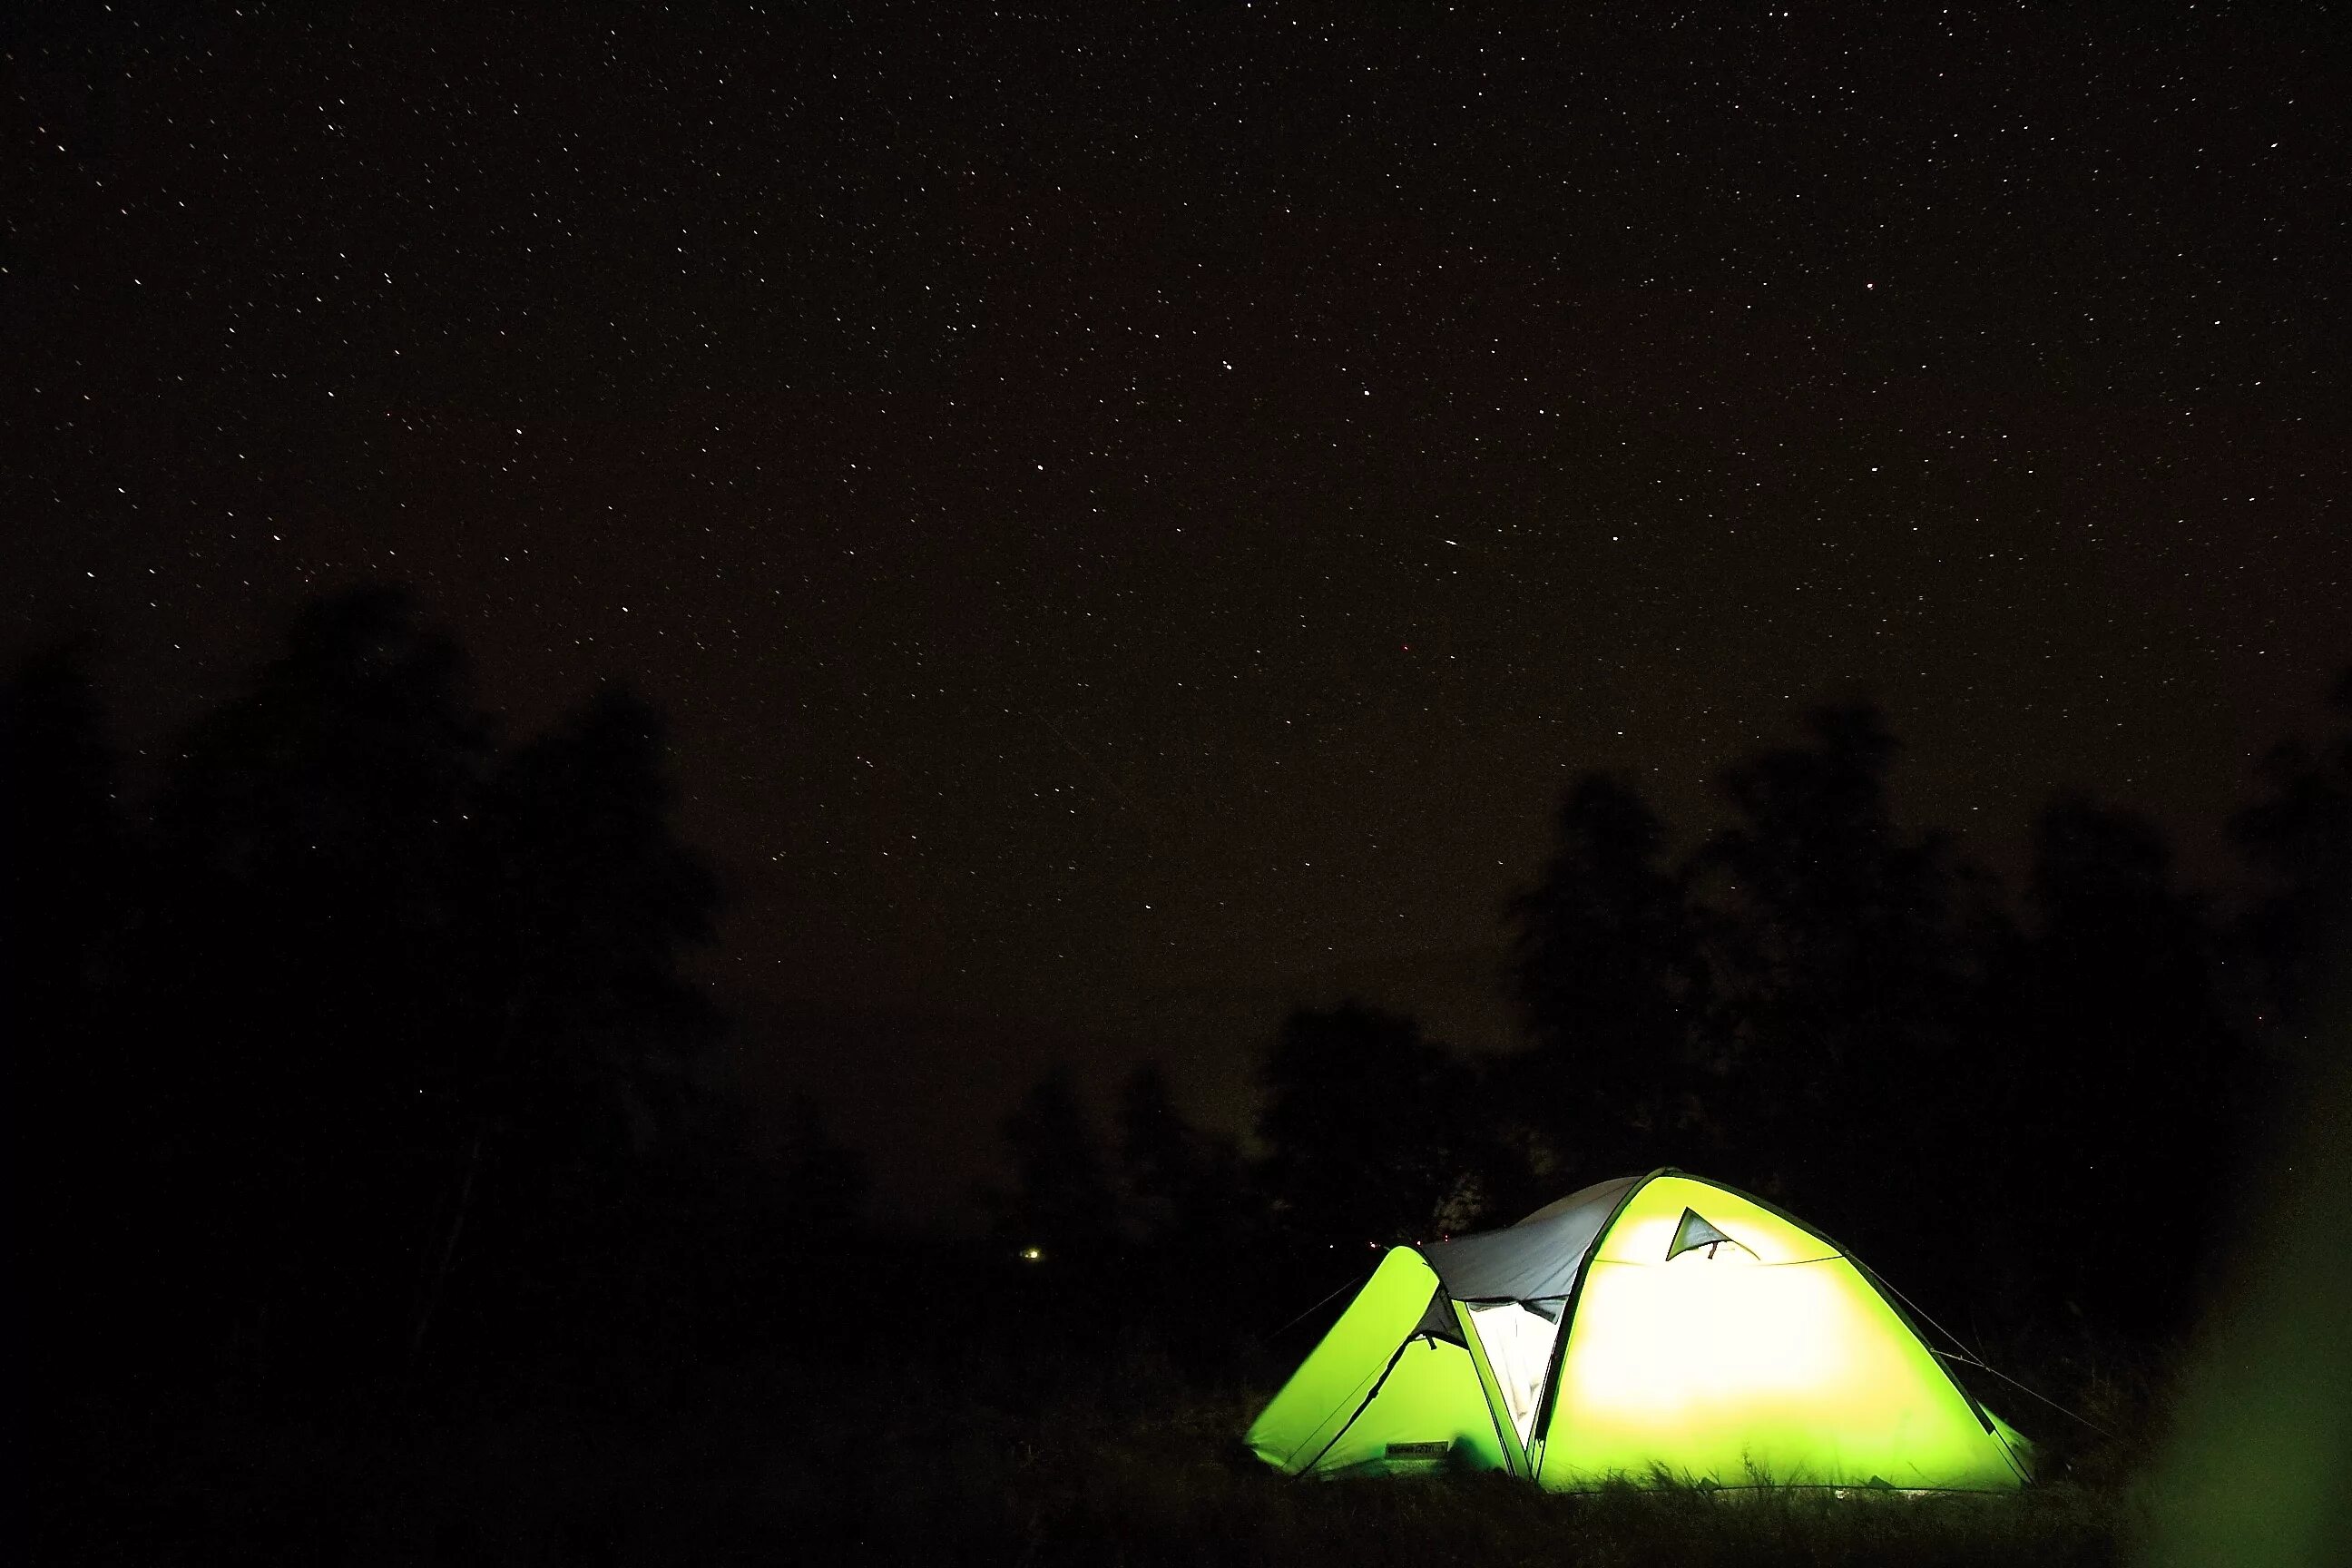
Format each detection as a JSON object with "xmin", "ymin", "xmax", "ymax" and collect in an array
[
  {"xmin": 965, "ymin": 676, "xmax": 2347, "ymax": 1414},
  {"xmin": 15, "ymin": 597, "xmax": 2348, "ymax": 1560},
  {"xmin": 5, "ymin": 641, "xmax": 133, "ymax": 1465},
  {"xmin": 1259, "ymin": 1003, "xmax": 1518, "ymax": 1248},
  {"xmin": 1692, "ymin": 705, "xmax": 1996, "ymax": 1216},
  {"xmin": 124, "ymin": 588, "xmax": 501, "ymax": 1393},
  {"xmin": 1489, "ymin": 691, "xmax": 2345, "ymax": 1345},
  {"xmin": 6, "ymin": 590, "xmax": 807, "ymax": 1426},
  {"xmin": 993, "ymin": 1063, "xmax": 1122, "ymax": 1262},
  {"xmin": 1507, "ymin": 772, "xmax": 1706, "ymax": 1181},
  {"xmin": 2230, "ymin": 669, "xmax": 2352, "ymax": 1044},
  {"xmin": 2008, "ymin": 795, "xmax": 2247, "ymax": 1335}
]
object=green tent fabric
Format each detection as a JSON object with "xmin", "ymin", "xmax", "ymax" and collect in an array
[{"xmin": 1247, "ymin": 1170, "xmax": 2033, "ymax": 1492}]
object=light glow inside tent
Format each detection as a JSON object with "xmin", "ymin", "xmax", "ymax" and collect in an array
[{"xmin": 1536, "ymin": 1177, "xmax": 2024, "ymax": 1490}]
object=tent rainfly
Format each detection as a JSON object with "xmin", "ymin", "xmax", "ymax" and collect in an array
[{"xmin": 1247, "ymin": 1169, "xmax": 2033, "ymax": 1492}]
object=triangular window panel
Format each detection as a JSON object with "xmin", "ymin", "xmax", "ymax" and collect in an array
[{"xmin": 1665, "ymin": 1207, "xmax": 1752, "ymax": 1261}]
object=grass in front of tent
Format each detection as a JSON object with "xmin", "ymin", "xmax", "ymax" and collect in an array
[
  {"xmin": 45, "ymin": 1336, "xmax": 2145, "ymax": 1565},
  {"xmin": 769, "ymin": 1355, "xmax": 2132, "ymax": 1568}
]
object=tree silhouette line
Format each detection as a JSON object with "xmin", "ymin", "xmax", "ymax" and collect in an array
[
  {"xmin": 995, "ymin": 681, "xmax": 2352, "ymax": 1356},
  {"xmin": 9, "ymin": 589, "xmax": 2350, "ymax": 1425}
]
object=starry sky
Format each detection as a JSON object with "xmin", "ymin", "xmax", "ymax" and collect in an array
[{"xmin": 6, "ymin": 5, "xmax": 2347, "ymax": 1215}]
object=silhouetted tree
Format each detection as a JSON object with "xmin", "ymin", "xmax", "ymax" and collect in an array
[
  {"xmin": 426, "ymin": 678, "xmax": 725, "ymax": 1364},
  {"xmin": 769, "ymin": 1092, "xmax": 871, "ymax": 1246},
  {"xmin": 475, "ymin": 681, "xmax": 722, "ymax": 1130},
  {"xmin": 74, "ymin": 589, "xmax": 736, "ymax": 1396},
  {"xmin": 995, "ymin": 1064, "xmax": 1118, "ymax": 1262},
  {"xmin": 2232, "ymin": 666, "xmax": 2352, "ymax": 1048},
  {"xmin": 1115, "ymin": 1060, "xmax": 1244, "ymax": 1252},
  {"xmin": 130, "ymin": 586, "xmax": 495, "ymax": 1389},
  {"xmin": 1110, "ymin": 1062, "xmax": 1257, "ymax": 1360},
  {"xmin": 1257, "ymin": 1004, "xmax": 1504, "ymax": 1249},
  {"xmin": 1, "ymin": 641, "xmax": 126, "ymax": 1045},
  {"xmin": 2018, "ymin": 794, "xmax": 2247, "ymax": 1336},
  {"xmin": 4, "ymin": 642, "xmax": 133, "ymax": 1396},
  {"xmin": 1507, "ymin": 771, "xmax": 1707, "ymax": 1184},
  {"xmin": 1690, "ymin": 705, "xmax": 2001, "ymax": 1249}
]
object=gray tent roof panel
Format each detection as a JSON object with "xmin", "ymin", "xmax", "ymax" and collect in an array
[{"xmin": 1414, "ymin": 1174, "xmax": 1645, "ymax": 1301}]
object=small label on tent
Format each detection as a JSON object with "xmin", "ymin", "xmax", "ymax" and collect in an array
[{"xmin": 1386, "ymin": 1440, "xmax": 1453, "ymax": 1458}]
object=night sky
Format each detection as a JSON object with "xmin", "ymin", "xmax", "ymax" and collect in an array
[{"xmin": 7, "ymin": 5, "xmax": 2346, "ymax": 1216}]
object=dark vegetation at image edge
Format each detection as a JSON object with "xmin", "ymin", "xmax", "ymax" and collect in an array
[{"xmin": 8, "ymin": 588, "xmax": 2351, "ymax": 1563}]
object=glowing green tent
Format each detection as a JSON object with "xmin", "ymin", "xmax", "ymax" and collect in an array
[{"xmin": 1247, "ymin": 1170, "xmax": 2032, "ymax": 1492}]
